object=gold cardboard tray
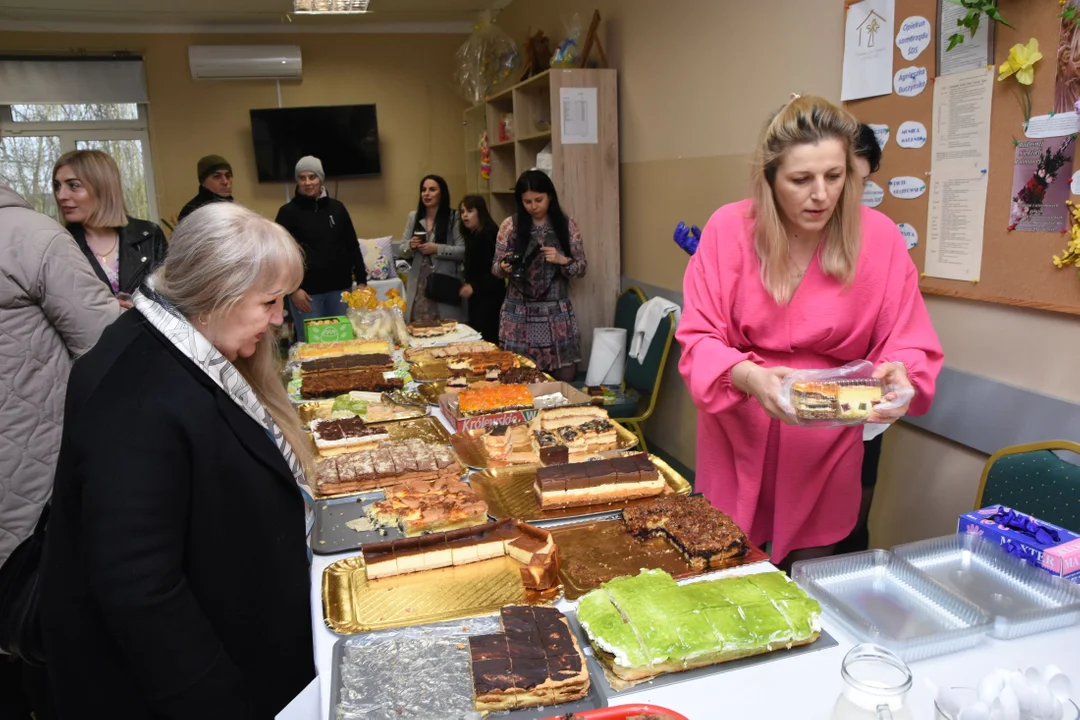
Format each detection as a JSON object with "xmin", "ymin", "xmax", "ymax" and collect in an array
[
  {"xmin": 296, "ymin": 398, "xmax": 428, "ymax": 429},
  {"xmin": 469, "ymin": 454, "xmax": 690, "ymax": 523},
  {"xmin": 451, "ymin": 420, "xmax": 639, "ymax": 469},
  {"xmin": 322, "ymin": 554, "xmax": 562, "ymax": 634},
  {"xmin": 410, "ymin": 354, "xmax": 537, "ymax": 382},
  {"xmin": 550, "ymin": 520, "xmax": 770, "ymax": 601}
]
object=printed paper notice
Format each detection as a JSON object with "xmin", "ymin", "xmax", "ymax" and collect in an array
[
  {"xmin": 936, "ymin": 0, "xmax": 993, "ymax": 77},
  {"xmin": 559, "ymin": 87, "xmax": 598, "ymax": 145},
  {"xmin": 842, "ymin": 0, "xmax": 895, "ymax": 101},
  {"xmin": 924, "ymin": 68, "xmax": 994, "ymax": 281},
  {"xmin": 1024, "ymin": 112, "xmax": 1080, "ymax": 139}
]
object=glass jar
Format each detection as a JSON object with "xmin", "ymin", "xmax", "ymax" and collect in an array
[{"xmin": 831, "ymin": 644, "xmax": 914, "ymax": 720}]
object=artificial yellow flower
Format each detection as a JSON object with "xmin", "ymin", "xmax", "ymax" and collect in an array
[{"xmin": 999, "ymin": 38, "xmax": 1042, "ymax": 85}]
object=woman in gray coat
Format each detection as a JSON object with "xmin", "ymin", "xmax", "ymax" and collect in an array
[{"xmin": 396, "ymin": 175, "xmax": 466, "ymax": 323}]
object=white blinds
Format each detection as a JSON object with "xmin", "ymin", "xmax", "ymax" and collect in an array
[{"xmin": 0, "ymin": 59, "xmax": 148, "ymax": 104}]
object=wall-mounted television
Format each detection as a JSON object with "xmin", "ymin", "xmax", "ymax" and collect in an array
[{"xmin": 249, "ymin": 104, "xmax": 381, "ymax": 182}]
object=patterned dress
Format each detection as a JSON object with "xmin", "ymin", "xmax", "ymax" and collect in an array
[{"xmin": 493, "ymin": 216, "xmax": 587, "ymax": 372}]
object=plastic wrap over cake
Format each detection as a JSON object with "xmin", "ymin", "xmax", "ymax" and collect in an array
[{"xmin": 778, "ymin": 360, "xmax": 914, "ymax": 427}]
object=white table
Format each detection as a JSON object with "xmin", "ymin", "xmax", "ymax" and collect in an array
[{"xmin": 307, "ymin": 407, "xmax": 1080, "ymax": 719}]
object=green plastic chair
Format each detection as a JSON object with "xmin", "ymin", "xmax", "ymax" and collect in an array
[
  {"xmin": 608, "ymin": 287, "xmax": 677, "ymax": 454},
  {"xmin": 976, "ymin": 440, "xmax": 1080, "ymax": 534}
]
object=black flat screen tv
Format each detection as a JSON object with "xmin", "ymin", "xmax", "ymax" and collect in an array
[{"xmin": 250, "ymin": 104, "xmax": 381, "ymax": 182}]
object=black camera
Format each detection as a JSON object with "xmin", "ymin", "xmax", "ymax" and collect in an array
[{"xmin": 504, "ymin": 253, "xmax": 526, "ymax": 282}]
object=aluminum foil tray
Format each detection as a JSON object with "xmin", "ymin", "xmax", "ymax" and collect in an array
[
  {"xmin": 894, "ymin": 533, "xmax": 1080, "ymax": 640},
  {"xmin": 792, "ymin": 549, "xmax": 992, "ymax": 662}
]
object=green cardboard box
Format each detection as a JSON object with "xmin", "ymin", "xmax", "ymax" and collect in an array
[{"xmin": 303, "ymin": 316, "xmax": 354, "ymax": 343}]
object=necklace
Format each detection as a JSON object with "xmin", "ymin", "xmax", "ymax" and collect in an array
[
  {"xmin": 91, "ymin": 232, "xmax": 119, "ymax": 263},
  {"xmin": 788, "ymin": 248, "xmax": 812, "ymax": 279}
]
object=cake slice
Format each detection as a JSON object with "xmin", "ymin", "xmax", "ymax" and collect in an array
[
  {"xmin": 533, "ymin": 455, "xmax": 665, "ymax": 509},
  {"xmin": 311, "ymin": 417, "xmax": 391, "ymax": 456}
]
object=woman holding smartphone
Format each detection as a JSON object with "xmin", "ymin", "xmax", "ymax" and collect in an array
[
  {"xmin": 493, "ymin": 170, "xmax": 587, "ymax": 381},
  {"xmin": 396, "ymin": 175, "xmax": 465, "ymax": 323}
]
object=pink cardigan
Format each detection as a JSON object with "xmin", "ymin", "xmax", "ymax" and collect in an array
[{"xmin": 677, "ymin": 200, "xmax": 943, "ymax": 561}]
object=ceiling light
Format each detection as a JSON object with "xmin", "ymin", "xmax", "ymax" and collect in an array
[{"xmin": 292, "ymin": 0, "xmax": 370, "ymax": 13}]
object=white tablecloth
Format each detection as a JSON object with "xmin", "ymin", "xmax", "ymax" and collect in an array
[{"xmin": 306, "ymin": 406, "xmax": 1080, "ymax": 719}]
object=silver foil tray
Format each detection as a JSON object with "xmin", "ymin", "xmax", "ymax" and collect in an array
[
  {"xmin": 792, "ymin": 549, "xmax": 992, "ymax": 662},
  {"xmin": 894, "ymin": 533, "xmax": 1080, "ymax": 640}
]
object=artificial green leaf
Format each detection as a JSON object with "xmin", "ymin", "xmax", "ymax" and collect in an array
[{"xmin": 948, "ymin": 33, "xmax": 965, "ymax": 51}]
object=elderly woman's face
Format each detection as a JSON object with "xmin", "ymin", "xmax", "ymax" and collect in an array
[{"xmin": 203, "ymin": 275, "xmax": 289, "ymax": 361}]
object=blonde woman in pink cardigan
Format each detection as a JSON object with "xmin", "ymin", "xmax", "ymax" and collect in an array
[{"xmin": 676, "ymin": 95, "xmax": 943, "ymax": 569}]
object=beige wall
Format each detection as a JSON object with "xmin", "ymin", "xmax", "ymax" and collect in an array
[
  {"xmin": 0, "ymin": 31, "xmax": 469, "ymax": 235},
  {"xmin": 495, "ymin": 0, "xmax": 1080, "ymax": 547}
]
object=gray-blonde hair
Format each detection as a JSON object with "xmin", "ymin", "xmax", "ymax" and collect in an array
[
  {"xmin": 152, "ymin": 202, "xmax": 313, "ymax": 471},
  {"xmin": 750, "ymin": 95, "xmax": 863, "ymax": 304}
]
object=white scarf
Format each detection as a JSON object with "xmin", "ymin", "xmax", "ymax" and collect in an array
[{"xmin": 132, "ymin": 288, "xmax": 311, "ymax": 497}]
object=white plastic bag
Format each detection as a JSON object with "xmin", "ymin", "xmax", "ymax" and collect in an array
[{"xmin": 777, "ymin": 360, "xmax": 915, "ymax": 428}]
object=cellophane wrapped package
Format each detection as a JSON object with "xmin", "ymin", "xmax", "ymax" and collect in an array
[{"xmin": 778, "ymin": 360, "xmax": 914, "ymax": 427}]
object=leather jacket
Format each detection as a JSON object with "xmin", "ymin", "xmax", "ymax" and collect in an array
[{"xmin": 68, "ymin": 217, "xmax": 168, "ymax": 296}]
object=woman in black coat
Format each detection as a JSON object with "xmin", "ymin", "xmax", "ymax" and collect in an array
[
  {"xmin": 53, "ymin": 150, "xmax": 167, "ymax": 306},
  {"xmin": 458, "ymin": 195, "xmax": 506, "ymax": 344},
  {"xmin": 39, "ymin": 203, "xmax": 316, "ymax": 719}
]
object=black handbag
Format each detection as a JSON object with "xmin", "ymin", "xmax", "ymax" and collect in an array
[
  {"xmin": 0, "ymin": 503, "xmax": 49, "ymax": 666},
  {"xmin": 424, "ymin": 272, "xmax": 463, "ymax": 306}
]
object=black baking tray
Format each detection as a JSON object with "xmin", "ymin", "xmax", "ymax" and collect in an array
[{"xmin": 312, "ymin": 492, "xmax": 401, "ymax": 556}]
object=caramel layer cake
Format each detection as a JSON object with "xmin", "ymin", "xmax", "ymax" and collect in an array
[
  {"xmin": 469, "ymin": 606, "xmax": 589, "ymax": 712},
  {"xmin": 791, "ymin": 379, "xmax": 883, "ymax": 421},
  {"xmin": 300, "ymin": 368, "xmax": 405, "ymax": 398},
  {"xmin": 534, "ymin": 454, "xmax": 665, "ymax": 509},
  {"xmin": 361, "ymin": 518, "xmax": 561, "ymax": 590},
  {"xmin": 532, "ymin": 406, "xmax": 610, "ymax": 431},
  {"xmin": 313, "ymin": 438, "xmax": 461, "ymax": 495},
  {"xmin": 404, "ymin": 340, "xmax": 497, "ymax": 363},
  {"xmin": 482, "ymin": 422, "xmax": 537, "ymax": 464},
  {"xmin": 447, "ymin": 351, "xmax": 519, "ymax": 375},
  {"xmin": 366, "ymin": 476, "xmax": 489, "ymax": 536},
  {"xmin": 311, "ymin": 417, "xmax": 391, "ymax": 455},
  {"xmin": 407, "ymin": 318, "xmax": 458, "ymax": 338},
  {"xmin": 299, "ymin": 353, "xmax": 393, "ymax": 375},
  {"xmin": 622, "ymin": 495, "xmax": 747, "ymax": 570},
  {"xmin": 295, "ymin": 339, "xmax": 391, "ymax": 360}
]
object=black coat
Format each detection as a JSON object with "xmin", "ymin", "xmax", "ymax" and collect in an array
[
  {"xmin": 178, "ymin": 185, "xmax": 233, "ymax": 222},
  {"xmin": 275, "ymin": 191, "xmax": 366, "ymax": 295},
  {"xmin": 463, "ymin": 226, "xmax": 505, "ymax": 344},
  {"xmin": 69, "ymin": 217, "xmax": 168, "ymax": 296},
  {"xmin": 39, "ymin": 310, "xmax": 315, "ymax": 719}
]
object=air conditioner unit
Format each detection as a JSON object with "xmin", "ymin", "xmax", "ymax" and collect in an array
[{"xmin": 188, "ymin": 45, "xmax": 302, "ymax": 81}]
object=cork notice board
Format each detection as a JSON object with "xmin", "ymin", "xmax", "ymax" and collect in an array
[{"xmin": 844, "ymin": 0, "xmax": 1080, "ymax": 314}]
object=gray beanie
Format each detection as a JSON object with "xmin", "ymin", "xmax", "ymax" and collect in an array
[{"xmin": 295, "ymin": 155, "xmax": 325, "ymax": 182}]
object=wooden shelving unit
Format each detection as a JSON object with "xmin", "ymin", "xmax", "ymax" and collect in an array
[{"xmin": 461, "ymin": 68, "xmax": 621, "ymax": 360}]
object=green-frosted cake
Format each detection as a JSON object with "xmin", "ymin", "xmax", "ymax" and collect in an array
[{"xmin": 576, "ymin": 570, "xmax": 822, "ymax": 687}]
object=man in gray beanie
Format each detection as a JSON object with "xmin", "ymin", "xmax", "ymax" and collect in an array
[
  {"xmin": 177, "ymin": 154, "xmax": 234, "ymax": 223},
  {"xmin": 274, "ymin": 156, "xmax": 366, "ymax": 342}
]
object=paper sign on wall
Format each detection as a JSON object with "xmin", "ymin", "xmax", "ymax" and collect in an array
[
  {"xmin": 862, "ymin": 180, "xmax": 885, "ymax": 207},
  {"xmin": 842, "ymin": 0, "xmax": 896, "ymax": 101},
  {"xmin": 1024, "ymin": 112, "xmax": 1080, "ymax": 139},
  {"xmin": 896, "ymin": 16, "xmax": 931, "ymax": 61},
  {"xmin": 896, "ymin": 121, "xmax": 928, "ymax": 149},
  {"xmin": 889, "ymin": 176, "xmax": 927, "ymax": 198},
  {"xmin": 869, "ymin": 123, "xmax": 891, "ymax": 149},
  {"xmin": 894, "ymin": 66, "xmax": 928, "ymax": 97},
  {"xmin": 559, "ymin": 87, "xmax": 598, "ymax": 145},
  {"xmin": 1072, "ymin": 170, "xmax": 1080, "ymax": 195},
  {"xmin": 897, "ymin": 223, "xmax": 918, "ymax": 250}
]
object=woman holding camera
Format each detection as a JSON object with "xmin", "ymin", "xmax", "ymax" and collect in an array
[{"xmin": 493, "ymin": 170, "xmax": 587, "ymax": 381}]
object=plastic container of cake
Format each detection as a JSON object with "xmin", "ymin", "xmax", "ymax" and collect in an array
[
  {"xmin": 792, "ymin": 550, "xmax": 992, "ymax": 662},
  {"xmin": 779, "ymin": 360, "xmax": 915, "ymax": 427},
  {"xmin": 893, "ymin": 533, "xmax": 1080, "ymax": 640}
]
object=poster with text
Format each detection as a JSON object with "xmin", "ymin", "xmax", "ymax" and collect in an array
[
  {"xmin": 1057, "ymin": 1, "xmax": 1080, "ymax": 113},
  {"xmin": 842, "ymin": 0, "xmax": 895, "ymax": 101},
  {"xmin": 1009, "ymin": 136, "xmax": 1076, "ymax": 233}
]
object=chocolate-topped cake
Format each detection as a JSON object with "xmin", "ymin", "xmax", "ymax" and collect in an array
[
  {"xmin": 300, "ymin": 353, "xmax": 392, "ymax": 375},
  {"xmin": 311, "ymin": 417, "xmax": 390, "ymax": 454},
  {"xmin": 468, "ymin": 606, "xmax": 589, "ymax": 711},
  {"xmin": 300, "ymin": 368, "xmax": 404, "ymax": 398},
  {"xmin": 533, "ymin": 454, "xmax": 665, "ymax": 509},
  {"xmin": 622, "ymin": 495, "xmax": 747, "ymax": 570}
]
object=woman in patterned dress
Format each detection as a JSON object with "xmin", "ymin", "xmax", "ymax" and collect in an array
[{"xmin": 492, "ymin": 170, "xmax": 587, "ymax": 381}]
